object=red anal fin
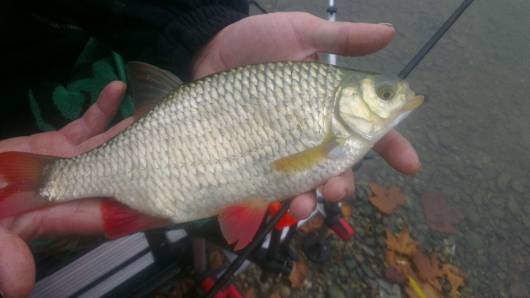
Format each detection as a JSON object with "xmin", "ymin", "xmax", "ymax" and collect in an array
[
  {"xmin": 218, "ymin": 198, "xmax": 268, "ymax": 251},
  {"xmin": 268, "ymin": 201, "xmax": 298, "ymax": 230},
  {"xmin": 101, "ymin": 200, "xmax": 169, "ymax": 238}
]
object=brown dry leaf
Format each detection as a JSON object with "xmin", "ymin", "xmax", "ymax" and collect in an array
[
  {"xmin": 269, "ymin": 291, "xmax": 281, "ymax": 298},
  {"xmin": 208, "ymin": 249, "xmax": 225, "ymax": 270},
  {"xmin": 384, "ymin": 266, "xmax": 407, "ymax": 284},
  {"xmin": 299, "ymin": 213, "xmax": 324, "ymax": 234},
  {"xmin": 385, "ymin": 250, "xmax": 397, "ymax": 266},
  {"xmin": 244, "ymin": 287, "xmax": 257, "ymax": 298},
  {"xmin": 341, "ymin": 202, "xmax": 352, "ymax": 218},
  {"xmin": 412, "ymin": 251, "xmax": 443, "ymax": 283},
  {"xmin": 369, "ymin": 183, "xmax": 407, "ymax": 215},
  {"xmin": 289, "ymin": 259, "xmax": 309, "ymax": 288},
  {"xmin": 443, "ymin": 264, "xmax": 465, "ymax": 298},
  {"xmin": 421, "ymin": 192, "xmax": 462, "ymax": 234},
  {"xmin": 385, "ymin": 250, "xmax": 415, "ymax": 277},
  {"xmin": 386, "ymin": 227, "xmax": 418, "ymax": 257}
]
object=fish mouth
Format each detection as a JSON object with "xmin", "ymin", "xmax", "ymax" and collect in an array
[{"xmin": 403, "ymin": 95, "xmax": 424, "ymax": 111}]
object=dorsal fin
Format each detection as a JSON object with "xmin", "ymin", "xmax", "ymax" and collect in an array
[{"xmin": 126, "ymin": 62, "xmax": 183, "ymax": 118}]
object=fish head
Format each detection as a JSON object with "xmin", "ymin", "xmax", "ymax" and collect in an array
[{"xmin": 333, "ymin": 73, "xmax": 423, "ymax": 142}]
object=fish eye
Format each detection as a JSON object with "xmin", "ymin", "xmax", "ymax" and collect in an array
[{"xmin": 376, "ymin": 84, "xmax": 396, "ymax": 101}]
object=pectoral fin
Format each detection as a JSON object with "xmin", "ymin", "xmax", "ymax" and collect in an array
[
  {"xmin": 218, "ymin": 198, "xmax": 268, "ymax": 251},
  {"xmin": 272, "ymin": 134, "xmax": 342, "ymax": 173}
]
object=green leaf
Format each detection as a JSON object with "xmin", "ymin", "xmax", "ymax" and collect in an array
[{"xmin": 52, "ymin": 85, "xmax": 87, "ymax": 120}]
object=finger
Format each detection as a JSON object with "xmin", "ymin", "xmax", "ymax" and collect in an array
[
  {"xmin": 0, "ymin": 226, "xmax": 35, "ymax": 298},
  {"xmin": 299, "ymin": 18, "xmax": 396, "ymax": 56},
  {"xmin": 320, "ymin": 169, "xmax": 355, "ymax": 202},
  {"xmin": 60, "ymin": 81, "xmax": 127, "ymax": 146},
  {"xmin": 77, "ymin": 117, "xmax": 134, "ymax": 153},
  {"xmin": 0, "ymin": 135, "xmax": 31, "ymax": 153},
  {"xmin": 374, "ymin": 129, "xmax": 421, "ymax": 175},
  {"xmin": 289, "ymin": 192, "xmax": 317, "ymax": 220},
  {"xmin": 2, "ymin": 198, "xmax": 168, "ymax": 241},
  {"xmin": 2, "ymin": 199, "xmax": 104, "ymax": 241}
]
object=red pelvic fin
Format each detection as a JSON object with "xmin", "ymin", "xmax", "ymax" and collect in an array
[
  {"xmin": 218, "ymin": 198, "xmax": 268, "ymax": 251},
  {"xmin": 268, "ymin": 201, "xmax": 298, "ymax": 230},
  {"xmin": 100, "ymin": 200, "xmax": 169, "ymax": 238},
  {"xmin": 0, "ymin": 152, "xmax": 53, "ymax": 219}
]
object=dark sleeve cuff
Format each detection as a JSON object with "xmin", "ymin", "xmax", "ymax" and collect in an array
[
  {"xmin": 137, "ymin": 5, "xmax": 248, "ymax": 81},
  {"xmin": 28, "ymin": 0, "xmax": 249, "ymax": 81}
]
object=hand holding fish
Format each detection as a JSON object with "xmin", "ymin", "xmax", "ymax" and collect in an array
[
  {"xmin": 0, "ymin": 12, "xmax": 420, "ymax": 298},
  {"xmin": 192, "ymin": 12, "xmax": 420, "ymax": 218}
]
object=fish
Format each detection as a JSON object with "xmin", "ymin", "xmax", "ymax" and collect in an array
[{"xmin": 0, "ymin": 61, "xmax": 423, "ymax": 250}]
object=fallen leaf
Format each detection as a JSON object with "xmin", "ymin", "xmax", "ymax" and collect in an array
[
  {"xmin": 385, "ymin": 250, "xmax": 415, "ymax": 277},
  {"xmin": 422, "ymin": 282, "xmax": 444, "ymax": 298},
  {"xmin": 341, "ymin": 202, "xmax": 352, "ymax": 218},
  {"xmin": 421, "ymin": 192, "xmax": 462, "ymax": 234},
  {"xmin": 369, "ymin": 183, "xmax": 407, "ymax": 214},
  {"xmin": 412, "ymin": 251, "xmax": 443, "ymax": 284},
  {"xmin": 208, "ymin": 249, "xmax": 225, "ymax": 270},
  {"xmin": 269, "ymin": 291, "xmax": 281, "ymax": 298},
  {"xmin": 384, "ymin": 266, "xmax": 407, "ymax": 284},
  {"xmin": 386, "ymin": 227, "xmax": 418, "ymax": 257},
  {"xmin": 442, "ymin": 264, "xmax": 465, "ymax": 298},
  {"xmin": 289, "ymin": 259, "xmax": 309, "ymax": 288},
  {"xmin": 299, "ymin": 213, "xmax": 324, "ymax": 234}
]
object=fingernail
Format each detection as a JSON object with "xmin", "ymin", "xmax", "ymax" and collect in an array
[{"xmin": 379, "ymin": 22, "xmax": 394, "ymax": 27}]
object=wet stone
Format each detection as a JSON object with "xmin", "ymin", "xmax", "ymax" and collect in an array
[
  {"xmin": 507, "ymin": 197, "xmax": 520, "ymax": 215},
  {"xmin": 481, "ymin": 168, "xmax": 497, "ymax": 180},
  {"xmin": 377, "ymin": 279, "xmax": 403, "ymax": 298},
  {"xmin": 353, "ymin": 252, "xmax": 365, "ymax": 263},
  {"xmin": 496, "ymin": 173, "xmax": 510, "ymax": 190},
  {"xmin": 511, "ymin": 178, "xmax": 526, "ymax": 193},
  {"xmin": 466, "ymin": 209, "xmax": 481, "ymax": 225},
  {"xmin": 361, "ymin": 263, "xmax": 376, "ymax": 279},
  {"xmin": 345, "ymin": 259, "xmax": 357, "ymax": 270},
  {"xmin": 490, "ymin": 205, "xmax": 505, "ymax": 219},
  {"xmin": 326, "ymin": 284, "xmax": 346, "ymax": 298},
  {"xmin": 522, "ymin": 216, "xmax": 530, "ymax": 229},
  {"xmin": 279, "ymin": 285, "xmax": 291, "ymax": 298},
  {"xmin": 467, "ymin": 232, "xmax": 483, "ymax": 250},
  {"xmin": 520, "ymin": 233, "xmax": 530, "ymax": 247},
  {"xmin": 427, "ymin": 131, "xmax": 440, "ymax": 146},
  {"xmin": 509, "ymin": 280, "xmax": 529, "ymax": 297},
  {"xmin": 364, "ymin": 237, "xmax": 376, "ymax": 247},
  {"xmin": 339, "ymin": 267, "xmax": 349, "ymax": 279}
]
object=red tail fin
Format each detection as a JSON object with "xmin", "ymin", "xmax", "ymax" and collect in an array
[{"xmin": 0, "ymin": 152, "xmax": 52, "ymax": 218}]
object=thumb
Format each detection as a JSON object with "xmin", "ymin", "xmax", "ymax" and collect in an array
[{"xmin": 0, "ymin": 226, "xmax": 35, "ymax": 298}]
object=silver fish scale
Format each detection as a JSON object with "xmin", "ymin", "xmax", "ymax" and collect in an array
[{"xmin": 40, "ymin": 62, "xmax": 357, "ymax": 222}]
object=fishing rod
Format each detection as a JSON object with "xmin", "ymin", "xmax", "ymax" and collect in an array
[
  {"xmin": 398, "ymin": 0, "xmax": 475, "ymax": 79},
  {"xmin": 206, "ymin": 0, "xmax": 474, "ymax": 296},
  {"xmin": 205, "ymin": 200, "xmax": 291, "ymax": 298},
  {"xmin": 327, "ymin": 0, "xmax": 337, "ymax": 65}
]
